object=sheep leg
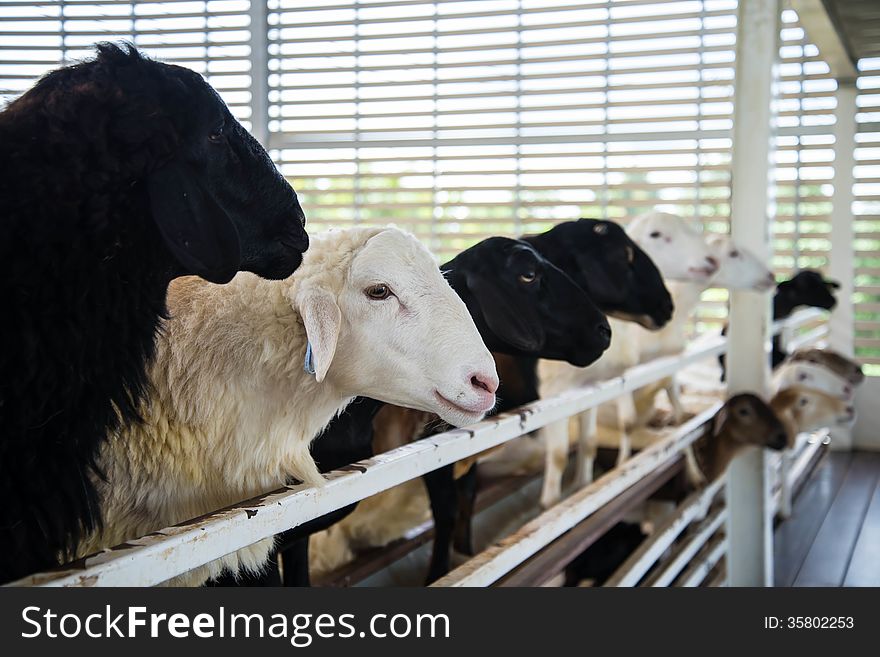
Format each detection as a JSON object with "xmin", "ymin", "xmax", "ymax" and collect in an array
[
  {"xmin": 423, "ymin": 464, "xmax": 458, "ymax": 584},
  {"xmin": 574, "ymin": 408, "xmax": 598, "ymax": 487},
  {"xmin": 452, "ymin": 464, "xmax": 479, "ymax": 555},
  {"xmin": 541, "ymin": 419, "xmax": 570, "ymax": 508},
  {"xmin": 280, "ymin": 537, "xmax": 312, "ymax": 587},
  {"xmin": 632, "ymin": 386, "xmax": 659, "ymax": 428},
  {"xmin": 616, "ymin": 394, "xmax": 635, "ymax": 466},
  {"xmin": 665, "ymin": 375, "xmax": 687, "ymax": 425}
]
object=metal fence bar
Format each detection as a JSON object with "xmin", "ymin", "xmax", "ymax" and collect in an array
[
  {"xmin": 675, "ymin": 534, "xmax": 728, "ymax": 587},
  {"xmin": 643, "ymin": 506, "xmax": 727, "ymax": 587}
]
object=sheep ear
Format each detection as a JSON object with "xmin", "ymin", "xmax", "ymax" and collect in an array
[
  {"xmin": 298, "ymin": 291, "xmax": 341, "ymax": 383},
  {"xmin": 465, "ymin": 271, "xmax": 544, "ymax": 352},
  {"xmin": 148, "ymin": 159, "xmax": 241, "ymax": 284},
  {"xmin": 713, "ymin": 404, "xmax": 729, "ymax": 436}
]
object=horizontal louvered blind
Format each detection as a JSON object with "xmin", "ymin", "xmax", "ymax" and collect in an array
[
  {"xmin": 772, "ymin": 10, "xmax": 836, "ymax": 279},
  {"xmin": 855, "ymin": 57, "xmax": 880, "ymax": 369},
  {"xmin": 270, "ymin": 0, "xmax": 739, "ymax": 260},
  {"xmin": 0, "ymin": 0, "xmax": 254, "ymax": 128}
]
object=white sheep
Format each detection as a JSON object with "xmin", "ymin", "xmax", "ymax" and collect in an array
[
  {"xmin": 628, "ymin": 233, "xmax": 776, "ymax": 428},
  {"xmin": 770, "ymin": 385, "xmax": 855, "ymax": 438},
  {"xmin": 75, "ymin": 226, "xmax": 498, "ymax": 586},
  {"xmin": 772, "ymin": 360, "xmax": 854, "ymax": 400}
]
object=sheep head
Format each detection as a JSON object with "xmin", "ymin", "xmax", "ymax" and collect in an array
[
  {"xmin": 706, "ymin": 235, "xmax": 776, "ymax": 292},
  {"xmin": 774, "ymin": 361, "xmax": 854, "ymax": 401},
  {"xmin": 524, "ymin": 219, "xmax": 674, "ymax": 331},
  {"xmin": 7, "ymin": 43, "xmax": 309, "ymax": 284},
  {"xmin": 770, "ymin": 386, "xmax": 855, "ymax": 438},
  {"xmin": 291, "ymin": 227, "xmax": 498, "ymax": 428},
  {"xmin": 714, "ymin": 393, "xmax": 790, "ymax": 452},
  {"xmin": 789, "ymin": 348, "xmax": 864, "ymax": 386},
  {"xmin": 625, "ymin": 211, "xmax": 719, "ymax": 285}
]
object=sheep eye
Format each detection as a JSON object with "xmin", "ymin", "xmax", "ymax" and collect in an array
[
  {"xmin": 649, "ymin": 231, "xmax": 661, "ymax": 238},
  {"xmin": 625, "ymin": 246, "xmax": 635, "ymax": 264},
  {"xmin": 799, "ymin": 397, "xmax": 809, "ymax": 407},
  {"xmin": 798, "ymin": 372, "xmax": 809, "ymax": 381},
  {"xmin": 593, "ymin": 223, "xmax": 608, "ymax": 235},
  {"xmin": 518, "ymin": 271, "xmax": 537, "ymax": 284},
  {"xmin": 208, "ymin": 124, "xmax": 225, "ymax": 143},
  {"xmin": 737, "ymin": 407, "xmax": 750, "ymax": 417},
  {"xmin": 730, "ymin": 250, "xmax": 740, "ymax": 258},
  {"xmin": 365, "ymin": 284, "xmax": 391, "ymax": 300}
]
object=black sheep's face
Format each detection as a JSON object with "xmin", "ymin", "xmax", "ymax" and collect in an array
[
  {"xmin": 570, "ymin": 220, "xmax": 674, "ymax": 330},
  {"xmin": 146, "ymin": 62, "xmax": 309, "ymax": 283},
  {"xmin": 782, "ymin": 270, "xmax": 839, "ymax": 311},
  {"xmin": 448, "ymin": 238, "xmax": 611, "ymax": 367}
]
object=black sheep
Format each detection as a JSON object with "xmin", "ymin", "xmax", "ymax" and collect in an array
[
  {"xmin": 425, "ymin": 218, "xmax": 674, "ymax": 581},
  {"xmin": 773, "ymin": 269, "xmax": 839, "ymax": 320},
  {"xmin": 0, "ymin": 44, "xmax": 309, "ymax": 583}
]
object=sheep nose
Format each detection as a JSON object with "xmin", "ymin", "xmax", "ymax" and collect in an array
[
  {"xmin": 844, "ymin": 385, "xmax": 852, "ymax": 396},
  {"xmin": 705, "ymin": 256, "xmax": 719, "ymax": 273},
  {"xmin": 470, "ymin": 372, "xmax": 499, "ymax": 396},
  {"xmin": 596, "ymin": 322, "xmax": 612, "ymax": 347}
]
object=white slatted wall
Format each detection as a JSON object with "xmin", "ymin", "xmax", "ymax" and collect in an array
[
  {"xmin": 855, "ymin": 57, "xmax": 880, "ymax": 369},
  {"xmin": 269, "ymin": 0, "xmax": 739, "ymax": 263},
  {"xmin": 0, "ymin": 0, "xmax": 254, "ymax": 128}
]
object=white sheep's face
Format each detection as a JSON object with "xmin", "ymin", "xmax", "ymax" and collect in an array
[
  {"xmin": 626, "ymin": 212, "xmax": 719, "ymax": 284},
  {"xmin": 775, "ymin": 362, "xmax": 854, "ymax": 401},
  {"xmin": 788, "ymin": 387, "xmax": 855, "ymax": 433},
  {"xmin": 301, "ymin": 228, "xmax": 498, "ymax": 428},
  {"xmin": 707, "ymin": 235, "xmax": 776, "ymax": 291}
]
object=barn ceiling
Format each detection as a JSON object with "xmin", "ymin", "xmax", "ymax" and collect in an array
[{"xmin": 822, "ymin": 0, "xmax": 880, "ymax": 62}]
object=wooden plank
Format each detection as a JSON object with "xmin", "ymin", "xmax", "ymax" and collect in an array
[
  {"xmin": 774, "ymin": 451, "xmax": 851, "ymax": 587},
  {"xmin": 494, "ymin": 458, "xmax": 684, "ymax": 587},
  {"xmin": 843, "ymin": 462, "xmax": 880, "ymax": 587},
  {"xmin": 793, "ymin": 452, "xmax": 880, "ymax": 587}
]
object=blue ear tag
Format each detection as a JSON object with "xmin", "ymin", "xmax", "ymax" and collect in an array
[{"xmin": 304, "ymin": 341, "xmax": 316, "ymax": 376}]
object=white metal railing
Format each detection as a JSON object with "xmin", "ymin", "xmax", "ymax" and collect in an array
[{"xmin": 6, "ymin": 308, "xmax": 826, "ymax": 587}]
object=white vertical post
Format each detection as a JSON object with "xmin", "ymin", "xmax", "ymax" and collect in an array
[
  {"xmin": 248, "ymin": 0, "xmax": 270, "ymax": 147},
  {"xmin": 725, "ymin": 0, "xmax": 780, "ymax": 587},
  {"xmin": 828, "ymin": 80, "xmax": 858, "ymax": 450}
]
